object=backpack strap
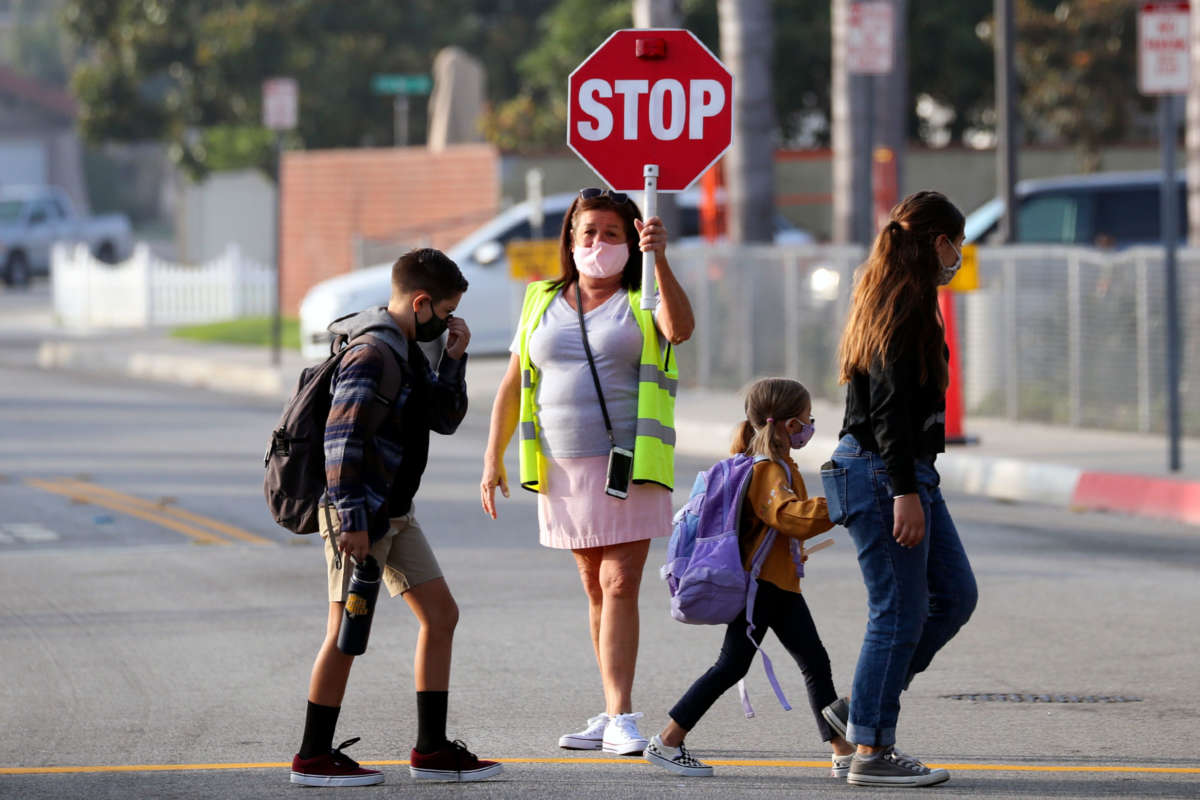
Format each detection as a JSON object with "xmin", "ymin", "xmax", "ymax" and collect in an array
[
  {"xmin": 736, "ymin": 455, "xmax": 794, "ymax": 718},
  {"xmin": 344, "ymin": 333, "xmax": 405, "ymax": 436}
]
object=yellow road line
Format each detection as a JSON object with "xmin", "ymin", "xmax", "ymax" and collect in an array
[
  {"xmin": 27, "ymin": 479, "xmax": 233, "ymax": 546},
  {"xmin": 54, "ymin": 478, "xmax": 271, "ymax": 545},
  {"xmin": 3, "ymin": 757, "xmax": 1198, "ymax": 776}
]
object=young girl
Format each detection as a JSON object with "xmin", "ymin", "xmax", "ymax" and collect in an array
[
  {"xmin": 644, "ymin": 377, "xmax": 855, "ymax": 778},
  {"xmin": 821, "ymin": 190, "xmax": 977, "ymax": 787}
]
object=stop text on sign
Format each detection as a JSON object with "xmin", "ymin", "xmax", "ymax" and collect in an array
[
  {"xmin": 567, "ymin": 29, "xmax": 733, "ymax": 192},
  {"xmin": 575, "ymin": 78, "xmax": 727, "ymax": 142}
]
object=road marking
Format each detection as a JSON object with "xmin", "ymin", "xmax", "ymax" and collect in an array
[
  {"xmin": 53, "ymin": 478, "xmax": 271, "ymax": 545},
  {"xmin": 4, "ymin": 523, "xmax": 60, "ymax": 542},
  {"xmin": 2, "ymin": 758, "xmax": 1198, "ymax": 776},
  {"xmin": 25, "ymin": 479, "xmax": 270, "ymax": 546}
]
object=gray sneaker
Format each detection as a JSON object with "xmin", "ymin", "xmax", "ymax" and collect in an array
[
  {"xmin": 644, "ymin": 735, "xmax": 713, "ymax": 777},
  {"xmin": 846, "ymin": 746, "xmax": 950, "ymax": 787},
  {"xmin": 821, "ymin": 696, "xmax": 849, "ymax": 739}
]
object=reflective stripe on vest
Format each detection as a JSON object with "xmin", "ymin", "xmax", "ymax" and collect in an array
[{"xmin": 516, "ymin": 280, "xmax": 676, "ymax": 493}]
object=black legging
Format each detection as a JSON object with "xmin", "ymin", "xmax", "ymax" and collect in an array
[{"xmin": 669, "ymin": 580, "xmax": 840, "ymax": 740}]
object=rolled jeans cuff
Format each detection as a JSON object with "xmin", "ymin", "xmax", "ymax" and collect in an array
[{"xmin": 846, "ymin": 721, "xmax": 895, "ymax": 748}]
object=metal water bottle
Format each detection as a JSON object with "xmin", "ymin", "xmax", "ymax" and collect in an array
[{"xmin": 337, "ymin": 555, "xmax": 380, "ymax": 655}]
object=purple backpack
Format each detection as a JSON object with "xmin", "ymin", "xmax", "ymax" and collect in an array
[{"xmin": 661, "ymin": 453, "xmax": 792, "ymax": 717}]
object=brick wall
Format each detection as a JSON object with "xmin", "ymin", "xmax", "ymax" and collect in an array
[{"xmin": 279, "ymin": 143, "xmax": 499, "ymax": 313}]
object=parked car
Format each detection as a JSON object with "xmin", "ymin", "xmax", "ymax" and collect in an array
[
  {"xmin": 964, "ymin": 170, "xmax": 1186, "ymax": 248},
  {"xmin": 299, "ymin": 189, "xmax": 814, "ymax": 359},
  {"xmin": 0, "ymin": 185, "xmax": 134, "ymax": 286}
]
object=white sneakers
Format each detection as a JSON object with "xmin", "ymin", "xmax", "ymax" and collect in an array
[
  {"xmin": 601, "ymin": 712, "xmax": 648, "ymax": 755},
  {"xmin": 558, "ymin": 713, "xmax": 610, "ymax": 750},
  {"xmin": 559, "ymin": 711, "xmax": 648, "ymax": 755}
]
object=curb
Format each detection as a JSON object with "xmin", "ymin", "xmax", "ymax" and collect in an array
[
  {"xmin": 37, "ymin": 340, "xmax": 287, "ymax": 399},
  {"xmin": 34, "ymin": 339, "xmax": 1200, "ymax": 528}
]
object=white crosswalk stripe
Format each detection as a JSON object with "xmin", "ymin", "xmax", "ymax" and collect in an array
[{"xmin": 0, "ymin": 524, "xmax": 60, "ymax": 543}]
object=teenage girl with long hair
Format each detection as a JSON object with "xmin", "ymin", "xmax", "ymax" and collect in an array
[{"xmin": 819, "ymin": 191, "xmax": 978, "ymax": 787}]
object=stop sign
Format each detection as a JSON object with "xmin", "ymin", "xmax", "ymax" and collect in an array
[{"xmin": 568, "ymin": 29, "xmax": 733, "ymax": 193}]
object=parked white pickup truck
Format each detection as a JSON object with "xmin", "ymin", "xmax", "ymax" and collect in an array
[{"xmin": 0, "ymin": 186, "xmax": 133, "ymax": 286}]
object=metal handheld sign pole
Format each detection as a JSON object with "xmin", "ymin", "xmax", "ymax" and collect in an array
[
  {"xmin": 641, "ymin": 165, "xmax": 658, "ymax": 309},
  {"xmin": 567, "ymin": 29, "xmax": 733, "ymax": 309}
]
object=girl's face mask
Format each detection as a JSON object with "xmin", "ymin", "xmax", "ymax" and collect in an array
[{"xmin": 788, "ymin": 417, "xmax": 815, "ymax": 449}]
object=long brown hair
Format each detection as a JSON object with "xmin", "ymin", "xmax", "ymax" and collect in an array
[
  {"xmin": 836, "ymin": 190, "xmax": 964, "ymax": 390},
  {"xmin": 552, "ymin": 190, "xmax": 644, "ymax": 291},
  {"xmin": 731, "ymin": 378, "xmax": 811, "ymax": 461}
]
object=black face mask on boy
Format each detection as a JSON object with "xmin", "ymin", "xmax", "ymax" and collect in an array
[{"xmin": 413, "ymin": 300, "xmax": 450, "ymax": 342}]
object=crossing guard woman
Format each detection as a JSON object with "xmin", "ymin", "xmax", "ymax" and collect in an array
[{"xmin": 480, "ymin": 187, "xmax": 693, "ymax": 756}]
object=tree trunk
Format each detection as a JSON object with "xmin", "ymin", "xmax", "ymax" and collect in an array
[
  {"xmin": 718, "ymin": 0, "xmax": 776, "ymax": 243},
  {"xmin": 831, "ymin": 0, "xmax": 871, "ymax": 244},
  {"xmin": 874, "ymin": 0, "xmax": 906, "ymax": 206},
  {"xmin": 1189, "ymin": 13, "xmax": 1200, "ymax": 245}
]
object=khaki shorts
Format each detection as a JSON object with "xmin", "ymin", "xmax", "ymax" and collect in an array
[{"xmin": 319, "ymin": 504, "xmax": 443, "ymax": 602}]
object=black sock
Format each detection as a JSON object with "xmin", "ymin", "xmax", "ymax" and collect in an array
[
  {"xmin": 414, "ymin": 691, "xmax": 449, "ymax": 754},
  {"xmin": 298, "ymin": 701, "xmax": 341, "ymax": 759}
]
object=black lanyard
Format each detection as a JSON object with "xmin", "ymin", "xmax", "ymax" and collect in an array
[{"xmin": 574, "ymin": 282, "xmax": 616, "ymax": 448}]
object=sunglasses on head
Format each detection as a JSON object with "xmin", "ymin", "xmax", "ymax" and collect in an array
[{"xmin": 579, "ymin": 187, "xmax": 630, "ymax": 204}]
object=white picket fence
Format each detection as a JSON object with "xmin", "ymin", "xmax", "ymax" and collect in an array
[{"xmin": 51, "ymin": 242, "xmax": 276, "ymax": 329}]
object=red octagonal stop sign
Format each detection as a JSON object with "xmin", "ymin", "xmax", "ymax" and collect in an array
[{"xmin": 568, "ymin": 29, "xmax": 733, "ymax": 193}]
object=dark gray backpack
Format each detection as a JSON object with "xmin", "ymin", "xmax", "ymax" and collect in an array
[{"xmin": 263, "ymin": 333, "xmax": 403, "ymax": 534}]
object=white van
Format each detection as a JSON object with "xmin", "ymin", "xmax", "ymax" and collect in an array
[{"xmin": 298, "ymin": 190, "xmax": 813, "ymax": 359}]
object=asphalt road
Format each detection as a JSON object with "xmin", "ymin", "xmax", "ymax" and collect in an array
[{"xmin": 0, "ymin": 311, "xmax": 1197, "ymax": 799}]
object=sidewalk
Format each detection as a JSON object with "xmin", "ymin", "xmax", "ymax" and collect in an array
[{"xmin": 33, "ymin": 328, "xmax": 1200, "ymax": 528}]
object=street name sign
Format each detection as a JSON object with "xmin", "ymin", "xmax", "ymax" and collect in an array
[{"xmin": 371, "ymin": 74, "xmax": 433, "ymax": 96}]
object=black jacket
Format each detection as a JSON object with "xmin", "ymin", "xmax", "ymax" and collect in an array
[{"xmin": 839, "ymin": 344, "xmax": 947, "ymax": 496}]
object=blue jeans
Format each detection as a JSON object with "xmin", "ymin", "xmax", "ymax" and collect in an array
[{"xmin": 821, "ymin": 434, "xmax": 978, "ymax": 747}]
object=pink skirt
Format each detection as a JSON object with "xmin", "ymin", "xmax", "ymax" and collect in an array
[{"xmin": 538, "ymin": 454, "xmax": 672, "ymax": 550}]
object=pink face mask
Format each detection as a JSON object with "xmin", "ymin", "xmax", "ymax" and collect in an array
[{"xmin": 573, "ymin": 240, "xmax": 629, "ymax": 279}]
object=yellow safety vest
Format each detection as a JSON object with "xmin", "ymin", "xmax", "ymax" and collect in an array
[{"xmin": 516, "ymin": 280, "xmax": 677, "ymax": 493}]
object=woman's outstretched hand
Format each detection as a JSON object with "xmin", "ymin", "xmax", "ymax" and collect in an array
[{"xmin": 480, "ymin": 460, "xmax": 509, "ymax": 520}]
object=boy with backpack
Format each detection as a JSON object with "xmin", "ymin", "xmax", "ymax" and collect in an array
[
  {"xmin": 647, "ymin": 377, "xmax": 853, "ymax": 778},
  {"xmin": 281, "ymin": 248, "xmax": 501, "ymax": 786}
]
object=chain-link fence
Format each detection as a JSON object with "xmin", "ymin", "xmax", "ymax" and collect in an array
[{"xmin": 668, "ymin": 243, "xmax": 1199, "ymax": 436}]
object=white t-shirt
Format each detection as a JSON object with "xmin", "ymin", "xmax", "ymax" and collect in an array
[{"xmin": 511, "ymin": 289, "xmax": 648, "ymax": 457}]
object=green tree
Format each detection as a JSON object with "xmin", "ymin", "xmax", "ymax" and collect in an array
[
  {"xmin": 483, "ymin": 0, "xmax": 631, "ymax": 152},
  {"xmin": 65, "ymin": 0, "xmax": 557, "ymax": 177},
  {"xmin": 1014, "ymin": 0, "xmax": 1147, "ymax": 169},
  {"xmin": 2, "ymin": 0, "xmax": 75, "ymax": 86}
]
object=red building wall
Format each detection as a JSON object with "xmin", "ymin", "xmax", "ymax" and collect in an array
[{"xmin": 279, "ymin": 144, "xmax": 499, "ymax": 314}]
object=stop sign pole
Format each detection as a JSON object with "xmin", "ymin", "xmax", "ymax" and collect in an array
[
  {"xmin": 640, "ymin": 165, "xmax": 658, "ymax": 306},
  {"xmin": 568, "ymin": 29, "xmax": 734, "ymax": 309}
]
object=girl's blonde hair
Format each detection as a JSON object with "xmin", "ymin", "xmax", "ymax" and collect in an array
[
  {"xmin": 731, "ymin": 378, "xmax": 811, "ymax": 460},
  {"xmin": 836, "ymin": 190, "xmax": 963, "ymax": 391}
]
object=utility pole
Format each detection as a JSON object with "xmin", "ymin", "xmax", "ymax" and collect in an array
[
  {"xmin": 995, "ymin": 0, "xmax": 1018, "ymax": 242},
  {"xmin": 719, "ymin": 0, "xmax": 777, "ymax": 242}
]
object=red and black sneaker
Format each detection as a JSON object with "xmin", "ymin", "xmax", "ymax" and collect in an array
[
  {"xmin": 290, "ymin": 737, "xmax": 384, "ymax": 787},
  {"xmin": 409, "ymin": 739, "xmax": 503, "ymax": 782}
]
